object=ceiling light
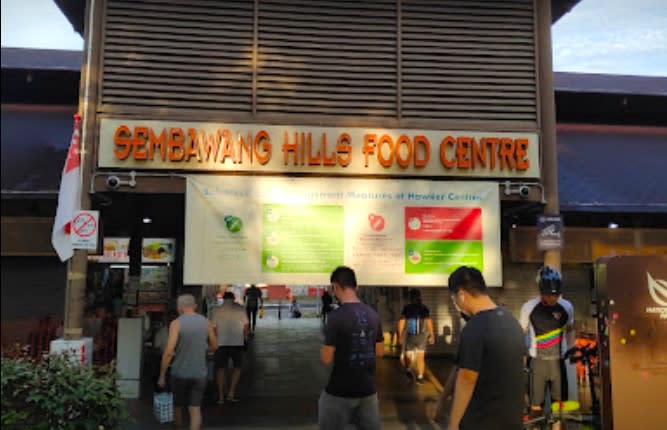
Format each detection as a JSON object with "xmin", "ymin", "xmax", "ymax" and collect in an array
[
  {"xmin": 608, "ymin": 222, "xmax": 619, "ymax": 229},
  {"xmin": 142, "ymin": 217, "xmax": 152, "ymax": 224}
]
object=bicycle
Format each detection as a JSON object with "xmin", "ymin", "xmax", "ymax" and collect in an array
[{"xmin": 523, "ymin": 343, "xmax": 601, "ymax": 430}]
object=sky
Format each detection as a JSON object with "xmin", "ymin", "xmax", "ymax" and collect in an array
[
  {"xmin": 552, "ymin": 0, "xmax": 667, "ymax": 76},
  {"xmin": 1, "ymin": 0, "xmax": 666, "ymax": 77}
]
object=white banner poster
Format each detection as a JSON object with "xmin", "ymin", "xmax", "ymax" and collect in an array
[{"xmin": 185, "ymin": 176, "xmax": 501, "ymax": 287}]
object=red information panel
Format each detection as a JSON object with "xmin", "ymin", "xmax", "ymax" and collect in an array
[
  {"xmin": 404, "ymin": 207, "xmax": 482, "ymax": 240},
  {"xmin": 267, "ymin": 285, "xmax": 288, "ymax": 300}
]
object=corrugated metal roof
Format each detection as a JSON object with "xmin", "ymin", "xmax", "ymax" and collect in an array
[
  {"xmin": 558, "ymin": 124, "xmax": 667, "ymax": 213},
  {"xmin": 1, "ymin": 47, "xmax": 82, "ymax": 72},
  {"xmin": 53, "ymin": 0, "xmax": 581, "ymax": 36},
  {"xmin": 554, "ymin": 72, "xmax": 667, "ymax": 97}
]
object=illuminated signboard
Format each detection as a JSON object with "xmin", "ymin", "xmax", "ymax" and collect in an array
[{"xmin": 99, "ymin": 119, "xmax": 540, "ymax": 179}]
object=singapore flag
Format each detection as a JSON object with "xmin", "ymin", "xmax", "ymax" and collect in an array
[{"xmin": 51, "ymin": 114, "xmax": 82, "ymax": 262}]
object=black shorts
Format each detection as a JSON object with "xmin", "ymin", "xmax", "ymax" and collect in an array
[
  {"xmin": 530, "ymin": 358, "xmax": 562, "ymax": 406},
  {"xmin": 215, "ymin": 346, "xmax": 244, "ymax": 369},
  {"xmin": 171, "ymin": 377, "xmax": 207, "ymax": 407}
]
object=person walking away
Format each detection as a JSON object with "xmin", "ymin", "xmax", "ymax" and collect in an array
[
  {"xmin": 155, "ymin": 311, "xmax": 179, "ymax": 353},
  {"xmin": 319, "ymin": 266, "xmax": 384, "ymax": 430},
  {"xmin": 520, "ymin": 266, "xmax": 574, "ymax": 428},
  {"xmin": 244, "ymin": 284, "xmax": 263, "ymax": 335},
  {"xmin": 159, "ymin": 295, "xmax": 217, "ymax": 430},
  {"xmin": 153, "ymin": 311, "xmax": 178, "ymax": 390},
  {"xmin": 209, "ymin": 291, "xmax": 250, "ymax": 404},
  {"xmin": 397, "ymin": 288, "xmax": 435, "ymax": 384},
  {"xmin": 321, "ymin": 289, "xmax": 333, "ymax": 324},
  {"xmin": 447, "ymin": 266, "xmax": 525, "ymax": 430}
]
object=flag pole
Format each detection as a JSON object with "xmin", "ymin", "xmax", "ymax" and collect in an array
[
  {"xmin": 64, "ymin": 0, "xmax": 97, "ymax": 341},
  {"xmin": 63, "ymin": 114, "xmax": 86, "ymax": 340}
]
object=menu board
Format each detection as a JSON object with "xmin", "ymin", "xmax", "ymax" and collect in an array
[{"xmin": 96, "ymin": 238, "xmax": 176, "ymax": 263}]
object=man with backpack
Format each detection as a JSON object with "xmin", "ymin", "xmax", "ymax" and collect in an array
[{"xmin": 397, "ymin": 288, "xmax": 435, "ymax": 384}]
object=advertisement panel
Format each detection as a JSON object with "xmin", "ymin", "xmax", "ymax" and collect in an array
[
  {"xmin": 184, "ymin": 176, "xmax": 501, "ymax": 286},
  {"xmin": 96, "ymin": 238, "xmax": 176, "ymax": 263},
  {"xmin": 596, "ymin": 256, "xmax": 667, "ymax": 430},
  {"xmin": 99, "ymin": 119, "xmax": 540, "ymax": 179}
]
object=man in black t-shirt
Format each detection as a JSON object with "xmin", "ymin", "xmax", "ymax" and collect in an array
[
  {"xmin": 319, "ymin": 266, "xmax": 384, "ymax": 430},
  {"xmin": 398, "ymin": 288, "xmax": 435, "ymax": 383},
  {"xmin": 321, "ymin": 290, "xmax": 333, "ymax": 324},
  {"xmin": 244, "ymin": 285, "xmax": 263, "ymax": 334},
  {"xmin": 447, "ymin": 267, "xmax": 525, "ymax": 430}
]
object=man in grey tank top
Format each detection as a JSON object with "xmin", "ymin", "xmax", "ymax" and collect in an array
[{"xmin": 159, "ymin": 294, "xmax": 217, "ymax": 430}]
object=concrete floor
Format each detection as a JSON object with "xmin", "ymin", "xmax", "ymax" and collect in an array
[{"xmin": 126, "ymin": 316, "xmax": 450, "ymax": 429}]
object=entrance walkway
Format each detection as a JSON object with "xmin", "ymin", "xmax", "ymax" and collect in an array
[{"xmin": 127, "ymin": 316, "xmax": 447, "ymax": 429}]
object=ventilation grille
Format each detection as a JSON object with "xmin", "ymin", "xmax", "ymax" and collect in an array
[
  {"xmin": 102, "ymin": 0, "xmax": 254, "ymax": 113},
  {"xmin": 401, "ymin": 0, "xmax": 537, "ymax": 121},
  {"xmin": 100, "ymin": 0, "xmax": 538, "ymax": 124},
  {"xmin": 256, "ymin": 0, "xmax": 397, "ymax": 117}
]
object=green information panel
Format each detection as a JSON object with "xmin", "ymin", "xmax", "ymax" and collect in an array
[
  {"xmin": 262, "ymin": 204, "xmax": 344, "ymax": 273},
  {"xmin": 405, "ymin": 240, "xmax": 484, "ymax": 274}
]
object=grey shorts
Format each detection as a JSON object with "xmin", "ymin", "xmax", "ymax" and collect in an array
[
  {"xmin": 403, "ymin": 332, "xmax": 428, "ymax": 352},
  {"xmin": 530, "ymin": 358, "xmax": 562, "ymax": 406},
  {"xmin": 172, "ymin": 377, "xmax": 207, "ymax": 407},
  {"xmin": 318, "ymin": 391, "xmax": 380, "ymax": 430}
]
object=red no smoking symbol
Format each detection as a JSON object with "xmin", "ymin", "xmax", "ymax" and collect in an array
[{"xmin": 73, "ymin": 212, "xmax": 97, "ymax": 238}]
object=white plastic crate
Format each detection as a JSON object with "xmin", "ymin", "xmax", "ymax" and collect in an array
[{"xmin": 153, "ymin": 392, "xmax": 173, "ymax": 424}]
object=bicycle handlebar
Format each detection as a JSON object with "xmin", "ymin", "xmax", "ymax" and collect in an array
[{"xmin": 564, "ymin": 344, "xmax": 598, "ymax": 363}]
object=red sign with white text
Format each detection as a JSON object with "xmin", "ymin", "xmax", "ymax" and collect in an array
[{"xmin": 404, "ymin": 207, "xmax": 482, "ymax": 241}]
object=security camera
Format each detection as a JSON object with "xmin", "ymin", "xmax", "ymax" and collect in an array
[
  {"xmin": 519, "ymin": 185, "xmax": 530, "ymax": 198},
  {"xmin": 106, "ymin": 175, "xmax": 121, "ymax": 191}
]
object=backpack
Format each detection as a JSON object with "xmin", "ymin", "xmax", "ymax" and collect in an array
[{"xmin": 406, "ymin": 317, "xmax": 421, "ymax": 335}]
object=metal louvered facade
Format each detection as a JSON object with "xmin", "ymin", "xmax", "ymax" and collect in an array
[
  {"xmin": 100, "ymin": 0, "xmax": 540, "ymax": 126},
  {"xmin": 401, "ymin": 1, "xmax": 537, "ymax": 122},
  {"xmin": 256, "ymin": 0, "xmax": 398, "ymax": 118},
  {"xmin": 102, "ymin": 0, "xmax": 254, "ymax": 113}
]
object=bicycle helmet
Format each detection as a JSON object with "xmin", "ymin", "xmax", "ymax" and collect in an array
[{"xmin": 537, "ymin": 266, "xmax": 562, "ymax": 295}]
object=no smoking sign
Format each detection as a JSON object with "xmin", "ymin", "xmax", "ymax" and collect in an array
[{"xmin": 71, "ymin": 210, "xmax": 100, "ymax": 250}]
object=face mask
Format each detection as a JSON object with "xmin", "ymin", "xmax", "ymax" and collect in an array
[
  {"xmin": 331, "ymin": 285, "xmax": 341, "ymax": 304},
  {"xmin": 453, "ymin": 291, "xmax": 471, "ymax": 320}
]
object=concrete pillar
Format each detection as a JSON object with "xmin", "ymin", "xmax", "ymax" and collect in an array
[
  {"xmin": 537, "ymin": 3, "xmax": 579, "ymax": 402},
  {"xmin": 537, "ymin": 0, "xmax": 562, "ymax": 272}
]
